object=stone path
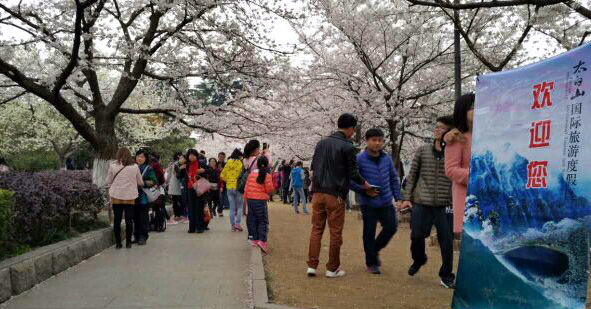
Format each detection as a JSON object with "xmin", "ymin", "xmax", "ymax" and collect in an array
[{"xmin": 2, "ymin": 215, "xmax": 252, "ymax": 309}]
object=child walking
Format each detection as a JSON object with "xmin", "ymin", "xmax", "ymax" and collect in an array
[{"xmin": 244, "ymin": 156, "xmax": 274, "ymax": 254}]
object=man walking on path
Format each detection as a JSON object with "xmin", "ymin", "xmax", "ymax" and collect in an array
[
  {"xmin": 401, "ymin": 115, "xmax": 456, "ymax": 289},
  {"xmin": 307, "ymin": 113, "xmax": 370, "ymax": 278},
  {"xmin": 281, "ymin": 160, "xmax": 292, "ymax": 204},
  {"xmin": 351, "ymin": 128, "xmax": 402, "ymax": 275},
  {"xmin": 290, "ymin": 161, "xmax": 308, "ymax": 214}
]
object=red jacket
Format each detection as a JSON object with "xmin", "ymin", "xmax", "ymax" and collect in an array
[{"xmin": 244, "ymin": 171, "xmax": 274, "ymax": 201}]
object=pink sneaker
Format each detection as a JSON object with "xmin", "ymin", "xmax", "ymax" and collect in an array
[
  {"xmin": 231, "ymin": 226, "xmax": 237, "ymax": 232},
  {"xmin": 257, "ymin": 241, "xmax": 269, "ymax": 255},
  {"xmin": 167, "ymin": 219, "xmax": 178, "ymax": 225},
  {"xmin": 251, "ymin": 240, "xmax": 259, "ymax": 248},
  {"xmin": 235, "ymin": 225, "xmax": 244, "ymax": 232},
  {"xmin": 181, "ymin": 218, "xmax": 189, "ymax": 224}
]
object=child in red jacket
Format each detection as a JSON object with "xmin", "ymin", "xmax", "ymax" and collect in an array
[{"xmin": 244, "ymin": 156, "xmax": 274, "ymax": 254}]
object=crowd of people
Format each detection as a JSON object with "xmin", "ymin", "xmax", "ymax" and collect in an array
[{"xmin": 101, "ymin": 92, "xmax": 475, "ymax": 289}]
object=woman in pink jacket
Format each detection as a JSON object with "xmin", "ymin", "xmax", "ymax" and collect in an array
[
  {"xmin": 444, "ymin": 93, "xmax": 475, "ymax": 236},
  {"xmin": 106, "ymin": 148, "xmax": 144, "ymax": 249}
]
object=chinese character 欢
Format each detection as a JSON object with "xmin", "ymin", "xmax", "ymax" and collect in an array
[
  {"xmin": 527, "ymin": 161, "xmax": 548, "ymax": 189},
  {"xmin": 566, "ymin": 173, "xmax": 577, "ymax": 186},
  {"xmin": 572, "ymin": 103, "xmax": 582, "ymax": 115},
  {"xmin": 532, "ymin": 82, "xmax": 554, "ymax": 109},
  {"xmin": 569, "ymin": 130, "xmax": 581, "ymax": 144},
  {"xmin": 567, "ymin": 159, "xmax": 578, "ymax": 172},
  {"xmin": 568, "ymin": 144, "xmax": 580, "ymax": 158},
  {"xmin": 529, "ymin": 120, "xmax": 551, "ymax": 148},
  {"xmin": 574, "ymin": 60, "xmax": 587, "ymax": 74}
]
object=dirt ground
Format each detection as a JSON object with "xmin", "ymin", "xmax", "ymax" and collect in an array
[
  {"xmin": 264, "ymin": 201, "xmax": 591, "ymax": 309},
  {"xmin": 264, "ymin": 201, "xmax": 456, "ymax": 309}
]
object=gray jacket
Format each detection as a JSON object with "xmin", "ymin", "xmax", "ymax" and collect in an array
[
  {"xmin": 403, "ymin": 144, "xmax": 452, "ymax": 207},
  {"xmin": 166, "ymin": 162, "xmax": 183, "ymax": 196}
]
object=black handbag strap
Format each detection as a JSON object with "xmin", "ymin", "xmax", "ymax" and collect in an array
[{"xmin": 112, "ymin": 166, "xmax": 127, "ymax": 183}]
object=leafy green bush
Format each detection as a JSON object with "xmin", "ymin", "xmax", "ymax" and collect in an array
[
  {"xmin": 0, "ymin": 189, "xmax": 30, "ymax": 260},
  {"xmin": 6, "ymin": 150, "xmax": 60, "ymax": 172}
]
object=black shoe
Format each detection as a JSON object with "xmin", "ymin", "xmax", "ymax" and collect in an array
[
  {"xmin": 188, "ymin": 230, "xmax": 195, "ymax": 233},
  {"xmin": 115, "ymin": 243, "xmax": 123, "ymax": 249},
  {"xmin": 126, "ymin": 242, "xmax": 132, "ymax": 249},
  {"xmin": 440, "ymin": 278, "xmax": 455, "ymax": 289},
  {"xmin": 408, "ymin": 259, "xmax": 427, "ymax": 276},
  {"xmin": 138, "ymin": 238, "xmax": 147, "ymax": 245},
  {"xmin": 366, "ymin": 265, "xmax": 381, "ymax": 274},
  {"xmin": 204, "ymin": 227, "xmax": 210, "ymax": 231},
  {"xmin": 196, "ymin": 230, "xmax": 204, "ymax": 233}
]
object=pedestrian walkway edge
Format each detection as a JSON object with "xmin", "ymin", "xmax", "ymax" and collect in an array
[{"xmin": 250, "ymin": 248, "xmax": 307, "ymax": 309}]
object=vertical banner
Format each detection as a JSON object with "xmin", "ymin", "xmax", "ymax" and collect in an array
[{"xmin": 452, "ymin": 44, "xmax": 591, "ymax": 309}]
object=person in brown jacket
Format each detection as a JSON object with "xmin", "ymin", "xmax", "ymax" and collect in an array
[
  {"xmin": 106, "ymin": 148, "xmax": 144, "ymax": 249},
  {"xmin": 401, "ymin": 115, "xmax": 455, "ymax": 289}
]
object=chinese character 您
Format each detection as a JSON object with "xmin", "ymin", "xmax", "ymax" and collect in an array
[
  {"xmin": 532, "ymin": 82, "xmax": 554, "ymax": 110},
  {"xmin": 529, "ymin": 120, "xmax": 551, "ymax": 148},
  {"xmin": 527, "ymin": 161, "xmax": 548, "ymax": 189},
  {"xmin": 568, "ymin": 144, "xmax": 580, "ymax": 158}
]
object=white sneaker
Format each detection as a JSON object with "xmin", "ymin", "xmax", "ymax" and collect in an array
[
  {"xmin": 325, "ymin": 269, "xmax": 346, "ymax": 278},
  {"xmin": 307, "ymin": 268, "xmax": 317, "ymax": 277}
]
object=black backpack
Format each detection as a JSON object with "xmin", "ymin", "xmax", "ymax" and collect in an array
[{"xmin": 149, "ymin": 205, "xmax": 167, "ymax": 232}]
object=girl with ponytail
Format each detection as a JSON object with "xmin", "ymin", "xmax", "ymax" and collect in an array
[{"xmin": 243, "ymin": 156, "xmax": 274, "ymax": 254}]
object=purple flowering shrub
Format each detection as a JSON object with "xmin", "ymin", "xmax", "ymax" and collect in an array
[{"xmin": 0, "ymin": 170, "xmax": 104, "ymax": 246}]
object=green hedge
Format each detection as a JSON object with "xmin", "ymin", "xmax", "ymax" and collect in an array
[{"xmin": 0, "ymin": 189, "xmax": 30, "ymax": 260}]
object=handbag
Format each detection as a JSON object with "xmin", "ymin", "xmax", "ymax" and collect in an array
[
  {"xmin": 193, "ymin": 177, "xmax": 212, "ymax": 197},
  {"xmin": 237, "ymin": 158, "xmax": 258, "ymax": 194},
  {"xmin": 141, "ymin": 166, "xmax": 161, "ymax": 203},
  {"xmin": 204, "ymin": 206, "xmax": 211, "ymax": 225}
]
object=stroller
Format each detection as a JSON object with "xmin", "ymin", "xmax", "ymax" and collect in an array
[{"xmin": 149, "ymin": 198, "xmax": 167, "ymax": 232}]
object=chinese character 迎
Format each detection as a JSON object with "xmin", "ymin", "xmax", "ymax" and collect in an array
[
  {"xmin": 568, "ymin": 144, "xmax": 580, "ymax": 158},
  {"xmin": 566, "ymin": 173, "xmax": 577, "ymax": 186},
  {"xmin": 529, "ymin": 120, "xmax": 551, "ymax": 148},
  {"xmin": 527, "ymin": 161, "xmax": 548, "ymax": 189},
  {"xmin": 572, "ymin": 103, "xmax": 582, "ymax": 115},
  {"xmin": 532, "ymin": 82, "xmax": 554, "ymax": 109},
  {"xmin": 569, "ymin": 130, "xmax": 581, "ymax": 144},
  {"xmin": 567, "ymin": 159, "xmax": 578, "ymax": 172},
  {"xmin": 574, "ymin": 60, "xmax": 587, "ymax": 74}
]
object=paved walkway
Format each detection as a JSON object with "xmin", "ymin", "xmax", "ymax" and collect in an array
[{"xmin": 2, "ymin": 215, "xmax": 252, "ymax": 309}]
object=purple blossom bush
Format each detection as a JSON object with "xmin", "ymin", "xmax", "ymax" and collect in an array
[{"xmin": 0, "ymin": 170, "xmax": 104, "ymax": 246}]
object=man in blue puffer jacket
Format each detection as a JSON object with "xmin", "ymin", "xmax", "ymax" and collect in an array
[{"xmin": 351, "ymin": 128, "xmax": 402, "ymax": 274}]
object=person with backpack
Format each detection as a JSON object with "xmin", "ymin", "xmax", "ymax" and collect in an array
[
  {"xmin": 290, "ymin": 162, "xmax": 308, "ymax": 214},
  {"xmin": 134, "ymin": 149, "xmax": 157, "ymax": 245},
  {"xmin": 106, "ymin": 147, "xmax": 143, "ymax": 249},
  {"xmin": 221, "ymin": 148, "xmax": 244, "ymax": 232},
  {"xmin": 244, "ymin": 156, "xmax": 275, "ymax": 254}
]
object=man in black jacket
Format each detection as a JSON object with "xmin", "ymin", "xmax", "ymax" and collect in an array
[{"xmin": 307, "ymin": 113, "xmax": 370, "ymax": 278}]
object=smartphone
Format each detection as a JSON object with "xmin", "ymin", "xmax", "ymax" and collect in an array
[{"xmin": 369, "ymin": 184, "xmax": 380, "ymax": 189}]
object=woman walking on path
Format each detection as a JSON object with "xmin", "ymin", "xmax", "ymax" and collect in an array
[
  {"xmin": 221, "ymin": 148, "xmax": 244, "ymax": 232},
  {"xmin": 166, "ymin": 152, "xmax": 185, "ymax": 222},
  {"xmin": 444, "ymin": 93, "xmax": 475, "ymax": 236},
  {"xmin": 134, "ymin": 149, "xmax": 157, "ymax": 245},
  {"xmin": 180, "ymin": 149, "xmax": 207, "ymax": 233},
  {"xmin": 106, "ymin": 148, "xmax": 143, "ymax": 249},
  {"xmin": 244, "ymin": 156, "xmax": 274, "ymax": 254}
]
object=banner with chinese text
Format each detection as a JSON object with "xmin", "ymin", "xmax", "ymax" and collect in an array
[{"xmin": 451, "ymin": 44, "xmax": 591, "ymax": 309}]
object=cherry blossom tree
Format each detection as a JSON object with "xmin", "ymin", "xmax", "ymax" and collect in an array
[{"xmin": 0, "ymin": 0, "xmax": 295, "ymax": 185}]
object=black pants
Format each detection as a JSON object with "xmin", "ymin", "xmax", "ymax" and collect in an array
[
  {"xmin": 410, "ymin": 204, "xmax": 455, "ymax": 281},
  {"xmin": 360, "ymin": 205, "xmax": 398, "ymax": 267},
  {"xmin": 246, "ymin": 199, "xmax": 269, "ymax": 242},
  {"xmin": 172, "ymin": 195, "xmax": 184, "ymax": 217},
  {"xmin": 282, "ymin": 185, "xmax": 290, "ymax": 203},
  {"xmin": 133, "ymin": 202, "xmax": 150, "ymax": 241},
  {"xmin": 155, "ymin": 197, "xmax": 170, "ymax": 220},
  {"xmin": 207, "ymin": 190, "xmax": 220, "ymax": 216},
  {"xmin": 113, "ymin": 204, "xmax": 134, "ymax": 245},
  {"xmin": 187, "ymin": 189, "xmax": 205, "ymax": 232}
]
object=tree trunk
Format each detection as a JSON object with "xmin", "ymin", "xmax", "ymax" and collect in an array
[
  {"xmin": 386, "ymin": 119, "xmax": 404, "ymax": 180},
  {"xmin": 92, "ymin": 114, "xmax": 118, "ymax": 187}
]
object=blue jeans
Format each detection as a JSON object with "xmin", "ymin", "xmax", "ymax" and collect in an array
[
  {"xmin": 247, "ymin": 199, "xmax": 269, "ymax": 242},
  {"xmin": 292, "ymin": 187, "xmax": 308, "ymax": 213},
  {"xmin": 227, "ymin": 189, "xmax": 243, "ymax": 226}
]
